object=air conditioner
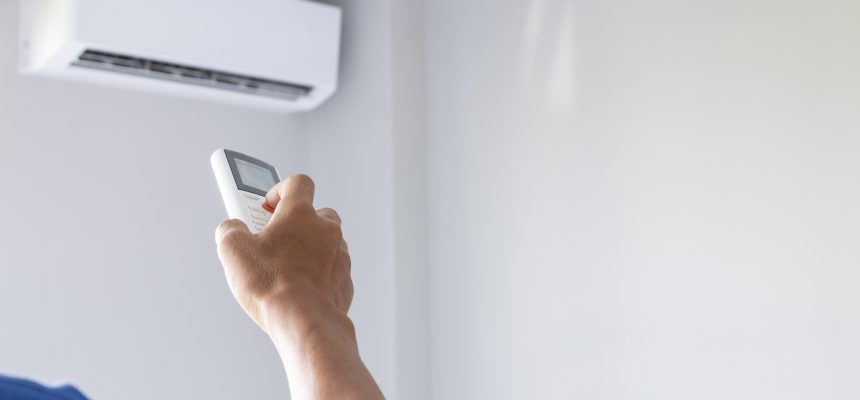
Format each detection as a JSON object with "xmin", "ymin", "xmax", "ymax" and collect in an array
[{"xmin": 18, "ymin": 0, "xmax": 341, "ymax": 112}]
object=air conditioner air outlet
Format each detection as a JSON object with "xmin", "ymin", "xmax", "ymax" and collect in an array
[{"xmin": 72, "ymin": 49, "xmax": 313, "ymax": 101}]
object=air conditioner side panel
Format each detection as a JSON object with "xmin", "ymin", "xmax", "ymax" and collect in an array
[{"xmin": 19, "ymin": 0, "xmax": 79, "ymax": 73}]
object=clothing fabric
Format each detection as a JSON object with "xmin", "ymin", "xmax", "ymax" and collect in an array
[{"xmin": 0, "ymin": 375, "xmax": 88, "ymax": 400}]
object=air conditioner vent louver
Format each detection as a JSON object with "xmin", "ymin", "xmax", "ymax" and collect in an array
[{"xmin": 72, "ymin": 49, "xmax": 314, "ymax": 101}]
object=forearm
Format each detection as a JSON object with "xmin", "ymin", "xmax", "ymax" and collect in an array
[{"xmin": 263, "ymin": 294, "xmax": 384, "ymax": 400}]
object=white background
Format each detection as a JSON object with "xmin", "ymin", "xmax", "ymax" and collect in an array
[
  {"xmin": 2, "ymin": 0, "xmax": 860, "ymax": 399},
  {"xmin": 424, "ymin": 1, "xmax": 860, "ymax": 399}
]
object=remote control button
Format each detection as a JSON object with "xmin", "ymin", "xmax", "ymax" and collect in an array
[
  {"xmin": 243, "ymin": 193, "xmax": 260, "ymax": 201},
  {"xmin": 262, "ymin": 202, "xmax": 275, "ymax": 213},
  {"xmin": 250, "ymin": 210, "xmax": 270, "ymax": 220}
]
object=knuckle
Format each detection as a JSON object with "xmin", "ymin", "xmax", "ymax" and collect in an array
[
  {"xmin": 216, "ymin": 219, "xmax": 236, "ymax": 233},
  {"xmin": 287, "ymin": 173, "xmax": 314, "ymax": 187},
  {"xmin": 217, "ymin": 225, "xmax": 249, "ymax": 253},
  {"xmin": 218, "ymin": 230, "xmax": 243, "ymax": 250},
  {"xmin": 318, "ymin": 207, "xmax": 342, "ymax": 223},
  {"xmin": 341, "ymin": 250, "xmax": 352, "ymax": 270},
  {"xmin": 322, "ymin": 220, "xmax": 343, "ymax": 241}
]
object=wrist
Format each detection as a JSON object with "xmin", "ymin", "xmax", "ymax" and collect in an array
[
  {"xmin": 260, "ymin": 289, "xmax": 380, "ymax": 400},
  {"xmin": 259, "ymin": 289, "xmax": 357, "ymax": 348}
]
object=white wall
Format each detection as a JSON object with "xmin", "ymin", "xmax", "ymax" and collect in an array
[
  {"xmin": 303, "ymin": 0, "xmax": 399, "ymax": 396},
  {"xmin": 390, "ymin": 0, "xmax": 431, "ymax": 398},
  {"xmin": 0, "ymin": 1, "xmax": 308, "ymax": 398},
  {"xmin": 424, "ymin": 1, "xmax": 860, "ymax": 399},
  {"xmin": 303, "ymin": 1, "xmax": 430, "ymax": 398}
]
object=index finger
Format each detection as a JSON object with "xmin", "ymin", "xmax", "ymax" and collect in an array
[{"xmin": 264, "ymin": 174, "xmax": 316, "ymax": 214}]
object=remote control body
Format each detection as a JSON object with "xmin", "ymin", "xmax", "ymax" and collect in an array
[{"xmin": 211, "ymin": 149, "xmax": 280, "ymax": 234}]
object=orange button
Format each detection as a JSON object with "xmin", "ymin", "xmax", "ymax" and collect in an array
[{"xmin": 262, "ymin": 201, "xmax": 275, "ymax": 213}]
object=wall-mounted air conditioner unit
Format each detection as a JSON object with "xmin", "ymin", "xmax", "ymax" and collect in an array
[{"xmin": 19, "ymin": 0, "xmax": 341, "ymax": 112}]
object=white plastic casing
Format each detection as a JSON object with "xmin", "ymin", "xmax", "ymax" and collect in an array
[
  {"xmin": 19, "ymin": 0, "xmax": 341, "ymax": 112},
  {"xmin": 211, "ymin": 149, "xmax": 280, "ymax": 234}
]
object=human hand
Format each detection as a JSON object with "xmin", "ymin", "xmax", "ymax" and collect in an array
[
  {"xmin": 214, "ymin": 174, "xmax": 353, "ymax": 335},
  {"xmin": 214, "ymin": 174, "xmax": 382, "ymax": 399}
]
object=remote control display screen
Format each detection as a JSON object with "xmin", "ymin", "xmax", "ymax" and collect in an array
[{"xmin": 235, "ymin": 158, "xmax": 277, "ymax": 192}]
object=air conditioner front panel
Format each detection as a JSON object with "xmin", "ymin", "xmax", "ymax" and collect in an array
[
  {"xmin": 74, "ymin": 0, "xmax": 340, "ymax": 85},
  {"xmin": 19, "ymin": 0, "xmax": 341, "ymax": 112}
]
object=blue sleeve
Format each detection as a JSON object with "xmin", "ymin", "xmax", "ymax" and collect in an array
[{"xmin": 0, "ymin": 375, "xmax": 88, "ymax": 400}]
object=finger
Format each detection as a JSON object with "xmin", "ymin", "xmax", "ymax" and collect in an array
[
  {"xmin": 265, "ymin": 174, "xmax": 316, "ymax": 216},
  {"xmin": 341, "ymin": 241, "xmax": 351, "ymax": 274},
  {"xmin": 264, "ymin": 183, "xmax": 281, "ymax": 211},
  {"xmin": 317, "ymin": 207, "xmax": 342, "ymax": 225},
  {"xmin": 338, "ymin": 277, "xmax": 354, "ymax": 312},
  {"xmin": 335, "ymin": 244, "xmax": 353, "ymax": 312},
  {"xmin": 215, "ymin": 219, "xmax": 256, "ymax": 258}
]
